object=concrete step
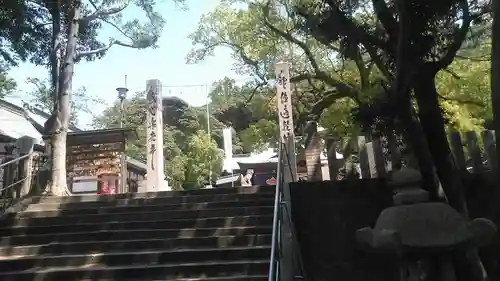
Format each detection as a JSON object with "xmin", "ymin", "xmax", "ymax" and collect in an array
[
  {"xmin": 0, "ymin": 226, "xmax": 272, "ymax": 247},
  {"xmin": 0, "ymin": 215, "xmax": 273, "ymax": 237},
  {"xmin": 26, "ymin": 193, "xmax": 275, "ymax": 211},
  {"xmin": 1, "ymin": 206, "xmax": 274, "ymax": 227},
  {"xmin": 0, "ymin": 246, "xmax": 271, "ymax": 272},
  {"xmin": 0, "ymin": 260, "xmax": 269, "ymax": 281},
  {"xmin": 19, "ymin": 199, "xmax": 274, "ymax": 217},
  {"xmin": 0, "ymin": 234, "xmax": 272, "ymax": 257},
  {"xmin": 36, "ymin": 186, "xmax": 275, "ymax": 204}
]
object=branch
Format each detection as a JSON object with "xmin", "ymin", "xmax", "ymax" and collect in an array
[
  {"xmin": 101, "ymin": 19, "xmax": 135, "ymax": 42},
  {"xmin": 305, "ymin": 0, "xmax": 392, "ymax": 79},
  {"xmin": 75, "ymin": 39, "xmax": 136, "ymax": 59},
  {"xmin": 262, "ymin": 2, "xmax": 361, "ymax": 100},
  {"xmin": 455, "ymin": 55, "xmax": 490, "ymax": 62},
  {"xmin": 244, "ymin": 82, "xmax": 266, "ymax": 105},
  {"xmin": 371, "ymin": 0, "xmax": 398, "ymax": 39},
  {"xmin": 433, "ymin": 0, "xmax": 471, "ymax": 71},
  {"xmin": 443, "ymin": 68, "xmax": 461, "ymax": 79},
  {"xmin": 80, "ymin": 1, "xmax": 130, "ymax": 23},
  {"xmin": 295, "ymin": 89, "xmax": 352, "ymax": 127},
  {"xmin": 437, "ymin": 93, "xmax": 484, "ymax": 107}
]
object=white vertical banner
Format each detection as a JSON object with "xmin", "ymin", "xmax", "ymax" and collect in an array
[
  {"xmin": 222, "ymin": 127, "xmax": 233, "ymax": 168},
  {"xmin": 275, "ymin": 62, "xmax": 295, "ymax": 142},
  {"xmin": 146, "ymin": 79, "xmax": 169, "ymax": 192}
]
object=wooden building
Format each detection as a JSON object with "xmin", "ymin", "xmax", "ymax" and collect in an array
[{"xmin": 0, "ymin": 99, "xmax": 147, "ymax": 194}]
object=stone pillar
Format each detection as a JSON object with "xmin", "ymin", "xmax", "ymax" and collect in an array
[
  {"xmin": 146, "ymin": 79, "xmax": 169, "ymax": 192},
  {"xmin": 222, "ymin": 127, "xmax": 233, "ymax": 173},
  {"xmin": 15, "ymin": 136, "xmax": 37, "ymax": 197}
]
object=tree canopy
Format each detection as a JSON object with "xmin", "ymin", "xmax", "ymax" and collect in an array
[{"xmin": 92, "ymin": 93, "xmax": 223, "ymax": 190}]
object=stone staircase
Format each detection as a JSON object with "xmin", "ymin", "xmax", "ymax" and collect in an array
[{"xmin": 0, "ymin": 186, "xmax": 275, "ymax": 281}]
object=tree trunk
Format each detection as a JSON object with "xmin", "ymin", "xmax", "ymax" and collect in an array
[
  {"xmin": 392, "ymin": 0, "xmax": 438, "ymax": 199},
  {"xmin": 47, "ymin": 0, "xmax": 81, "ymax": 196},
  {"xmin": 491, "ymin": 0, "xmax": 500, "ymax": 177},
  {"xmin": 414, "ymin": 68, "xmax": 487, "ymax": 281},
  {"xmin": 413, "ymin": 69, "xmax": 467, "ymax": 214},
  {"xmin": 48, "ymin": 132, "xmax": 68, "ymax": 196}
]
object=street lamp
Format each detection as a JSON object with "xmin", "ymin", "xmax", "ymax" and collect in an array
[
  {"xmin": 116, "ymin": 86, "xmax": 128, "ymax": 128},
  {"xmin": 116, "ymin": 77, "xmax": 129, "ymax": 194}
]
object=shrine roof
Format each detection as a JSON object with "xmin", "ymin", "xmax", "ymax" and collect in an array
[{"xmin": 67, "ymin": 128, "xmax": 138, "ymax": 145}]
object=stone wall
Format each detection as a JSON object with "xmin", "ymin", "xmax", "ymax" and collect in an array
[
  {"xmin": 290, "ymin": 176, "xmax": 500, "ymax": 281},
  {"xmin": 290, "ymin": 179, "xmax": 397, "ymax": 281}
]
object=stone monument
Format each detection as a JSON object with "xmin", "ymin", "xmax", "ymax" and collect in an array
[{"xmin": 145, "ymin": 79, "xmax": 170, "ymax": 192}]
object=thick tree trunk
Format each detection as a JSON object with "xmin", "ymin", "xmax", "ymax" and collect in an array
[
  {"xmin": 48, "ymin": 132, "xmax": 68, "ymax": 196},
  {"xmin": 391, "ymin": 0, "xmax": 439, "ymax": 199},
  {"xmin": 398, "ymin": 110, "xmax": 439, "ymax": 199},
  {"xmin": 413, "ymin": 70, "xmax": 467, "ymax": 214},
  {"xmin": 413, "ymin": 69, "xmax": 487, "ymax": 281},
  {"xmin": 47, "ymin": 1, "xmax": 81, "ymax": 196}
]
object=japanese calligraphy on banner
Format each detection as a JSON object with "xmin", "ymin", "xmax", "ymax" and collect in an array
[{"xmin": 275, "ymin": 62, "xmax": 295, "ymax": 142}]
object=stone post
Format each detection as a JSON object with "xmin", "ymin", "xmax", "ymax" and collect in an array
[
  {"xmin": 15, "ymin": 136, "xmax": 37, "ymax": 197},
  {"xmin": 146, "ymin": 79, "xmax": 169, "ymax": 192}
]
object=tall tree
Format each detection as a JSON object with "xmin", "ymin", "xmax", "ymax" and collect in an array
[
  {"xmin": 42, "ymin": 0, "xmax": 182, "ymax": 196},
  {"xmin": 93, "ymin": 94, "xmax": 223, "ymax": 190}
]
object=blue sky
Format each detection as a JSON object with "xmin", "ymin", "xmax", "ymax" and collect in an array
[{"xmin": 6, "ymin": 0, "xmax": 245, "ymax": 129}]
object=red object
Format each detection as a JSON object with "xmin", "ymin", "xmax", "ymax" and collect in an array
[
  {"xmin": 266, "ymin": 177, "xmax": 277, "ymax": 185},
  {"xmin": 98, "ymin": 174, "xmax": 117, "ymax": 195}
]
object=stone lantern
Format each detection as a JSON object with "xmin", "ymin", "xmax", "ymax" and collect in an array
[{"xmin": 356, "ymin": 168, "xmax": 497, "ymax": 281}]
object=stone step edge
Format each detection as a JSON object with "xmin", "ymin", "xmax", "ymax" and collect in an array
[
  {"xmin": 22, "ymin": 199, "xmax": 275, "ymax": 213},
  {"xmin": 1, "ymin": 225, "xmax": 272, "ymax": 240},
  {"xmin": 0, "ymin": 215, "xmax": 273, "ymax": 231},
  {"xmin": 0, "ymin": 259, "xmax": 269, "ymax": 275},
  {"xmin": 10, "ymin": 206, "xmax": 274, "ymax": 221},
  {"xmin": 37, "ymin": 186, "xmax": 276, "ymax": 202},
  {"xmin": 0, "ymin": 234, "xmax": 272, "ymax": 252},
  {"xmin": 0, "ymin": 245, "xmax": 272, "ymax": 261},
  {"xmin": 34, "ymin": 193, "xmax": 276, "ymax": 207}
]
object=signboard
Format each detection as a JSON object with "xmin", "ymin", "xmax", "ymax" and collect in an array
[
  {"xmin": 275, "ymin": 62, "xmax": 295, "ymax": 142},
  {"xmin": 275, "ymin": 61, "xmax": 297, "ymax": 181}
]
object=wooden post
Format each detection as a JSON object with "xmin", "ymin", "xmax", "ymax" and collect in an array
[
  {"xmin": 326, "ymin": 138, "xmax": 341, "ymax": 180},
  {"xmin": 449, "ymin": 131, "xmax": 466, "ymax": 172},
  {"xmin": 367, "ymin": 138, "xmax": 387, "ymax": 178},
  {"xmin": 276, "ymin": 62, "xmax": 298, "ymax": 181},
  {"xmin": 482, "ymin": 130, "xmax": 498, "ymax": 172},
  {"xmin": 357, "ymin": 136, "xmax": 371, "ymax": 178},
  {"xmin": 275, "ymin": 61, "xmax": 295, "ymax": 281},
  {"xmin": 1, "ymin": 145, "xmax": 15, "ymax": 205},
  {"xmin": 465, "ymin": 131, "xmax": 483, "ymax": 173},
  {"xmin": 387, "ymin": 134, "xmax": 402, "ymax": 172}
]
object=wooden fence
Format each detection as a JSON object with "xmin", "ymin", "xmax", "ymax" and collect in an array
[{"xmin": 303, "ymin": 128, "xmax": 497, "ymax": 181}]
